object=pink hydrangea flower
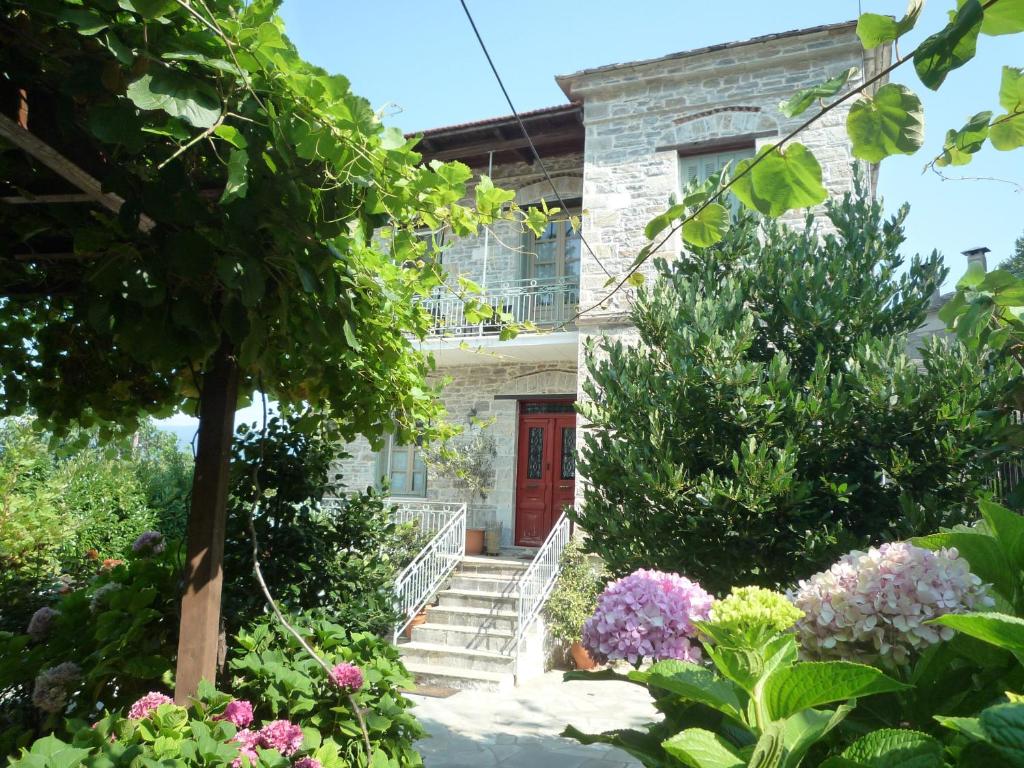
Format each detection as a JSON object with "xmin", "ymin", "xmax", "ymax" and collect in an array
[
  {"xmin": 791, "ymin": 542, "xmax": 993, "ymax": 666},
  {"xmin": 258, "ymin": 720, "xmax": 304, "ymax": 756},
  {"xmin": 216, "ymin": 699, "xmax": 254, "ymax": 728},
  {"xmin": 132, "ymin": 530, "xmax": 166, "ymax": 555},
  {"xmin": 294, "ymin": 759, "xmax": 322, "ymax": 768},
  {"xmin": 328, "ymin": 662, "xmax": 363, "ymax": 693},
  {"xmin": 232, "ymin": 729, "xmax": 261, "ymax": 768},
  {"xmin": 27, "ymin": 607, "xmax": 58, "ymax": 642},
  {"xmin": 31, "ymin": 662, "xmax": 81, "ymax": 713},
  {"xmin": 127, "ymin": 691, "xmax": 174, "ymax": 720},
  {"xmin": 582, "ymin": 569, "xmax": 713, "ymax": 665}
]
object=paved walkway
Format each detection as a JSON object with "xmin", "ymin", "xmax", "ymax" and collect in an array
[{"xmin": 408, "ymin": 671, "xmax": 657, "ymax": 768}]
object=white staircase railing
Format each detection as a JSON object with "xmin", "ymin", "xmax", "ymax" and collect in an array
[
  {"xmin": 512, "ymin": 510, "xmax": 571, "ymax": 650},
  {"xmin": 388, "ymin": 499, "xmax": 465, "ymax": 534},
  {"xmin": 392, "ymin": 501, "xmax": 467, "ymax": 642}
]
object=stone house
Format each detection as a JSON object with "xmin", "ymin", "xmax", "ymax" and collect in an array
[{"xmin": 336, "ymin": 20, "xmax": 890, "ymax": 549}]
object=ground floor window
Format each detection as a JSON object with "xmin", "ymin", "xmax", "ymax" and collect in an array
[{"xmin": 378, "ymin": 435, "xmax": 427, "ymax": 497}]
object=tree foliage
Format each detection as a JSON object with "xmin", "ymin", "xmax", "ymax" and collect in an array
[{"xmin": 575, "ymin": 190, "xmax": 1017, "ymax": 594}]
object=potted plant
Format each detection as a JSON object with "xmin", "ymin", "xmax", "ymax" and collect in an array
[{"xmin": 546, "ymin": 536, "xmax": 604, "ymax": 669}]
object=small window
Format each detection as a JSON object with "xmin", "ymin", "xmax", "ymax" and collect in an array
[
  {"xmin": 678, "ymin": 145, "xmax": 755, "ymax": 214},
  {"xmin": 520, "ymin": 202, "xmax": 581, "ymax": 283},
  {"xmin": 378, "ymin": 435, "xmax": 427, "ymax": 497}
]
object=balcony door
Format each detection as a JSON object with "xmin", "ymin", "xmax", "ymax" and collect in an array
[
  {"xmin": 520, "ymin": 207, "xmax": 581, "ymax": 325},
  {"xmin": 514, "ymin": 401, "xmax": 576, "ymax": 546}
]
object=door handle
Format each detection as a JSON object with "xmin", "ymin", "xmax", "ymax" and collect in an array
[{"xmin": 558, "ymin": 484, "xmax": 571, "ymax": 490}]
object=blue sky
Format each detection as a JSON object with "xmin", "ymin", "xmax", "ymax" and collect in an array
[{"xmin": 279, "ymin": 0, "xmax": 1023, "ymax": 286}]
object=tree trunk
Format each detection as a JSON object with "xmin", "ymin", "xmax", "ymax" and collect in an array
[{"xmin": 174, "ymin": 340, "xmax": 239, "ymax": 703}]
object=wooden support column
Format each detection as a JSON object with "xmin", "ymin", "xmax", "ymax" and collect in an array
[{"xmin": 174, "ymin": 340, "xmax": 239, "ymax": 703}]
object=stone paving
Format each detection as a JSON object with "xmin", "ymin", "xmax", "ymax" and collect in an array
[{"xmin": 407, "ymin": 671, "xmax": 657, "ymax": 768}]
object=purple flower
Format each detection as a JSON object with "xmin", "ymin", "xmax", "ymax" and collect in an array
[
  {"xmin": 127, "ymin": 691, "xmax": 174, "ymax": 720},
  {"xmin": 132, "ymin": 530, "xmax": 166, "ymax": 555},
  {"xmin": 791, "ymin": 542, "xmax": 993, "ymax": 666},
  {"xmin": 232, "ymin": 729, "xmax": 261, "ymax": 768},
  {"xmin": 294, "ymin": 759, "xmax": 322, "ymax": 768},
  {"xmin": 31, "ymin": 662, "xmax": 81, "ymax": 713},
  {"xmin": 27, "ymin": 607, "xmax": 58, "ymax": 642},
  {"xmin": 582, "ymin": 569, "xmax": 713, "ymax": 665},
  {"xmin": 258, "ymin": 720, "xmax": 304, "ymax": 756},
  {"xmin": 216, "ymin": 699, "xmax": 255, "ymax": 728},
  {"xmin": 328, "ymin": 662, "xmax": 363, "ymax": 693}
]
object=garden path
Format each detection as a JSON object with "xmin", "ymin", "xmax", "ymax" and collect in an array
[{"xmin": 408, "ymin": 670, "xmax": 655, "ymax": 767}]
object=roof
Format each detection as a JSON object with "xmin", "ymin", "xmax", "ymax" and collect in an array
[
  {"xmin": 555, "ymin": 19, "xmax": 858, "ymax": 95},
  {"xmin": 412, "ymin": 103, "xmax": 579, "ymax": 139}
]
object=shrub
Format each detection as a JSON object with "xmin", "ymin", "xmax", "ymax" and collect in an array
[
  {"xmin": 545, "ymin": 537, "xmax": 604, "ymax": 644},
  {"xmin": 582, "ymin": 569, "xmax": 712, "ymax": 665},
  {"xmin": 576, "ymin": 187, "xmax": 1017, "ymax": 594},
  {"xmin": 229, "ymin": 616, "xmax": 425, "ymax": 767},
  {"xmin": 791, "ymin": 542, "xmax": 993, "ymax": 667}
]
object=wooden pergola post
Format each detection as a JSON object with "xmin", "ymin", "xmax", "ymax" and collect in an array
[{"xmin": 174, "ymin": 340, "xmax": 239, "ymax": 703}]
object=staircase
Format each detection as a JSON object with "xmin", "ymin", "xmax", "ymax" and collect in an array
[{"xmin": 399, "ymin": 555, "xmax": 532, "ymax": 692}]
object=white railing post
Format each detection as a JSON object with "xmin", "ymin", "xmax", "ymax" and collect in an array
[
  {"xmin": 390, "ymin": 501, "xmax": 467, "ymax": 642},
  {"xmin": 510, "ymin": 510, "xmax": 572, "ymax": 653}
]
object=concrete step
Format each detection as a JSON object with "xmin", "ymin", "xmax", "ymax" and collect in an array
[
  {"xmin": 447, "ymin": 573, "xmax": 521, "ymax": 594},
  {"xmin": 457, "ymin": 556, "xmax": 530, "ymax": 578},
  {"xmin": 436, "ymin": 588, "xmax": 519, "ymax": 611},
  {"xmin": 410, "ymin": 622, "xmax": 516, "ymax": 653},
  {"xmin": 400, "ymin": 641, "xmax": 515, "ymax": 674},
  {"xmin": 402, "ymin": 660, "xmax": 514, "ymax": 693},
  {"xmin": 425, "ymin": 605, "xmax": 518, "ymax": 632}
]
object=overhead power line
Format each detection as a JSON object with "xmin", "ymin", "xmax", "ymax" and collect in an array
[{"xmin": 457, "ymin": 0, "xmax": 614, "ymax": 280}]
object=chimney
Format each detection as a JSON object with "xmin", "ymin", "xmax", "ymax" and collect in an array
[{"xmin": 962, "ymin": 246, "xmax": 990, "ymax": 272}]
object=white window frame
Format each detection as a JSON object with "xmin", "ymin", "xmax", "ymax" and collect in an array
[
  {"xmin": 378, "ymin": 434, "xmax": 427, "ymax": 498},
  {"xmin": 678, "ymin": 144, "xmax": 756, "ymax": 214}
]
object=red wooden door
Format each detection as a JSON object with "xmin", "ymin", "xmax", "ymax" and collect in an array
[{"xmin": 515, "ymin": 403, "xmax": 576, "ymax": 546}]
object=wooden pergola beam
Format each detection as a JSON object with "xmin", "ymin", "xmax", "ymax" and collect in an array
[
  {"xmin": 424, "ymin": 127, "xmax": 583, "ymax": 163},
  {"xmin": 0, "ymin": 113, "xmax": 155, "ymax": 232},
  {"xmin": 1, "ymin": 193, "xmax": 95, "ymax": 204}
]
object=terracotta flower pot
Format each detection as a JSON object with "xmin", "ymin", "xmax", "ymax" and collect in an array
[
  {"xmin": 404, "ymin": 610, "xmax": 428, "ymax": 640},
  {"xmin": 465, "ymin": 528, "xmax": 485, "ymax": 556},
  {"xmin": 570, "ymin": 641, "xmax": 598, "ymax": 670}
]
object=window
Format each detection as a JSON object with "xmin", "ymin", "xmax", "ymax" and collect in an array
[
  {"xmin": 378, "ymin": 435, "xmax": 427, "ymax": 497},
  {"xmin": 679, "ymin": 145, "xmax": 755, "ymax": 214},
  {"xmin": 520, "ymin": 203, "xmax": 581, "ymax": 283}
]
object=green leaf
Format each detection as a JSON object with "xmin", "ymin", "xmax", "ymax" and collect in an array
[
  {"xmin": 221, "ymin": 149, "xmax": 249, "ymax": 204},
  {"xmin": 126, "ymin": 68, "xmax": 221, "ymax": 129},
  {"xmin": 839, "ymin": 728, "xmax": 943, "ymax": 768},
  {"xmin": 980, "ymin": 703, "xmax": 1024, "ymax": 758},
  {"xmin": 215, "ymin": 125, "xmax": 248, "ymax": 149},
  {"xmin": 856, "ymin": 0, "xmax": 923, "ymax": 48},
  {"xmin": 979, "ymin": 499, "xmax": 1024, "ymax": 569},
  {"xmin": 629, "ymin": 660, "xmax": 744, "ymax": 720},
  {"xmin": 17, "ymin": 735, "xmax": 91, "ymax": 768},
  {"xmin": 958, "ymin": 259, "xmax": 988, "ymax": 289},
  {"xmin": 998, "ymin": 67, "xmax": 1024, "ymax": 113},
  {"xmin": 762, "ymin": 661, "xmax": 909, "ymax": 720},
  {"xmin": 644, "ymin": 204, "xmax": 686, "ymax": 240},
  {"xmin": 626, "ymin": 272, "xmax": 646, "ymax": 288},
  {"xmin": 935, "ymin": 111, "xmax": 992, "ymax": 166},
  {"xmin": 119, "ymin": 0, "xmax": 180, "ymax": 18},
  {"xmin": 682, "ymin": 203, "xmax": 729, "ymax": 248},
  {"xmin": 847, "ymin": 84, "xmax": 924, "ymax": 162},
  {"xmin": 748, "ymin": 722, "xmax": 786, "ymax": 768},
  {"xmin": 990, "ymin": 113, "xmax": 1024, "ymax": 151},
  {"xmin": 930, "ymin": 612, "xmax": 1024, "ymax": 657},
  {"xmin": 562, "ymin": 724, "xmax": 671, "ymax": 768},
  {"xmin": 731, "ymin": 144, "xmax": 826, "ymax": 217},
  {"xmin": 661, "ymin": 729, "xmax": 745, "ymax": 768},
  {"xmin": 914, "ymin": 0, "xmax": 983, "ymax": 90},
  {"xmin": 960, "ymin": 0, "xmax": 1024, "ymax": 35},
  {"xmin": 935, "ymin": 715, "xmax": 986, "ymax": 741},
  {"xmin": 782, "ymin": 705, "xmax": 854, "ymax": 768},
  {"xmin": 57, "ymin": 8, "xmax": 109, "ymax": 35},
  {"xmin": 780, "ymin": 68, "xmax": 857, "ymax": 117}
]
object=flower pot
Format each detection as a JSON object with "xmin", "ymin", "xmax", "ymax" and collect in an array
[
  {"xmin": 465, "ymin": 528, "xmax": 485, "ymax": 555},
  {"xmin": 570, "ymin": 641, "xmax": 598, "ymax": 670},
  {"xmin": 404, "ymin": 609, "xmax": 428, "ymax": 640}
]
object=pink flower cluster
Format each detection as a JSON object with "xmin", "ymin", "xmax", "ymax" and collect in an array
[
  {"xmin": 231, "ymin": 717, "xmax": 304, "ymax": 767},
  {"xmin": 27, "ymin": 607, "xmax": 58, "ymax": 642},
  {"xmin": 128, "ymin": 691, "xmax": 173, "ymax": 720},
  {"xmin": 791, "ymin": 542, "xmax": 993, "ymax": 666},
  {"xmin": 132, "ymin": 530, "xmax": 166, "ymax": 555},
  {"xmin": 328, "ymin": 663, "xmax": 363, "ymax": 693},
  {"xmin": 582, "ymin": 569, "xmax": 713, "ymax": 664},
  {"xmin": 216, "ymin": 699, "xmax": 254, "ymax": 728}
]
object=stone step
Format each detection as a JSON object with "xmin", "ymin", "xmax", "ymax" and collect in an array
[
  {"xmin": 436, "ymin": 588, "xmax": 519, "ymax": 611},
  {"xmin": 457, "ymin": 556, "xmax": 530, "ymax": 578},
  {"xmin": 400, "ymin": 641, "xmax": 516, "ymax": 674},
  {"xmin": 402, "ymin": 660, "xmax": 514, "ymax": 693},
  {"xmin": 424, "ymin": 605, "xmax": 518, "ymax": 632},
  {"xmin": 447, "ymin": 573, "xmax": 521, "ymax": 594},
  {"xmin": 410, "ymin": 622, "xmax": 516, "ymax": 653}
]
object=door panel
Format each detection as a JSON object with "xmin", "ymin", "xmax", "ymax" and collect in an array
[{"xmin": 515, "ymin": 404, "xmax": 576, "ymax": 546}]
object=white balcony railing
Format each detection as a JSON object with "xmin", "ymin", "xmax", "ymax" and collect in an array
[
  {"xmin": 391, "ymin": 500, "xmax": 467, "ymax": 642},
  {"xmin": 422, "ymin": 276, "xmax": 579, "ymax": 338}
]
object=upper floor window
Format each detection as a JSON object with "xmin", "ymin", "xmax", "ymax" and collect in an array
[
  {"xmin": 679, "ymin": 145, "xmax": 755, "ymax": 214},
  {"xmin": 521, "ymin": 203, "xmax": 581, "ymax": 283},
  {"xmin": 378, "ymin": 435, "xmax": 427, "ymax": 497}
]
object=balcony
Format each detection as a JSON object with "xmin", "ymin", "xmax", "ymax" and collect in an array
[{"xmin": 422, "ymin": 276, "xmax": 579, "ymax": 339}]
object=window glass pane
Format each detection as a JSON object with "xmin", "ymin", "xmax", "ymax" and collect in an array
[
  {"xmin": 527, "ymin": 427, "xmax": 545, "ymax": 479},
  {"xmin": 411, "ymin": 471, "xmax": 426, "ymax": 494},
  {"xmin": 522, "ymin": 402, "xmax": 575, "ymax": 414},
  {"xmin": 561, "ymin": 427, "xmax": 576, "ymax": 480},
  {"xmin": 391, "ymin": 448, "xmax": 408, "ymax": 472},
  {"xmin": 564, "ymin": 234, "xmax": 581, "ymax": 277},
  {"xmin": 389, "ymin": 471, "xmax": 407, "ymax": 493}
]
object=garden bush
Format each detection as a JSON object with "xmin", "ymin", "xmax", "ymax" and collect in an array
[
  {"xmin": 576, "ymin": 186, "xmax": 1018, "ymax": 593},
  {"xmin": 545, "ymin": 537, "xmax": 605, "ymax": 646}
]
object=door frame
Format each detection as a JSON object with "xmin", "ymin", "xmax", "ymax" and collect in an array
[{"xmin": 513, "ymin": 398, "xmax": 576, "ymax": 547}]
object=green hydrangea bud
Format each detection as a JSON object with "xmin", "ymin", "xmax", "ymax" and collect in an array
[{"xmin": 709, "ymin": 586, "xmax": 803, "ymax": 635}]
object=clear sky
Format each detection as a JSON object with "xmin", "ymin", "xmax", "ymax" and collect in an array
[{"xmin": 278, "ymin": 0, "xmax": 1023, "ymax": 287}]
